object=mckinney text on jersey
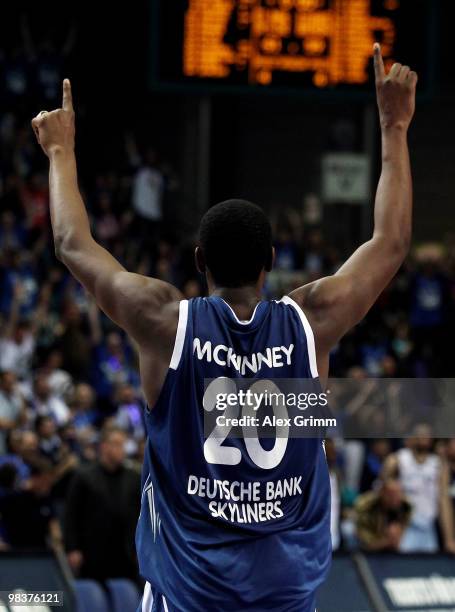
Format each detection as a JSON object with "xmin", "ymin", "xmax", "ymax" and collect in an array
[{"xmin": 193, "ymin": 338, "xmax": 294, "ymax": 375}]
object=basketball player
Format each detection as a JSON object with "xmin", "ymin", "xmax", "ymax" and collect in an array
[{"xmin": 32, "ymin": 44, "xmax": 417, "ymax": 611}]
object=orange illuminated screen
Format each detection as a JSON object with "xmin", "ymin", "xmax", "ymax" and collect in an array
[{"xmin": 183, "ymin": 0, "xmax": 398, "ymax": 87}]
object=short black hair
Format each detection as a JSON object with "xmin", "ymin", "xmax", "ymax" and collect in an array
[{"xmin": 198, "ymin": 199, "xmax": 273, "ymax": 287}]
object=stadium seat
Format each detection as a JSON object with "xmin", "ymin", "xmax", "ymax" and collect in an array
[
  {"xmin": 74, "ymin": 579, "xmax": 110, "ymax": 612},
  {"xmin": 105, "ymin": 578, "xmax": 142, "ymax": 612}
]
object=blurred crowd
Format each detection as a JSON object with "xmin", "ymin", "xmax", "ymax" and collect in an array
[{"xmin": 2, "ymin": 25, "xmax": 455, "ymax": 588}]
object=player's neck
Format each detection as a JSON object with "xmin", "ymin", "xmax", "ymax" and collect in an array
[
  {"xmin": 211, "ymin": 286, "xmax": 262, "ymax": 319},
  {"xmin": 211, "ymin": 286, "xmax": 261, "ymax": 303}
]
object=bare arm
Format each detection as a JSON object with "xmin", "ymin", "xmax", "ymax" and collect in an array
[
  {"xmin": 439, "ymin": 461, "xmax": 455, "ymax": 554},
  {"xmin": 291, "ymin": 45, "xmax": 417, "ymax": 367},
  {"xmin": 31, "ymin": 81, "xmax": 182, "ymax": 348}
]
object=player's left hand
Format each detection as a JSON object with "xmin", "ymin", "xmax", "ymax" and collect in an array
[
  {"xmin": 374, "ymin": 43, "xmax": 418, "ymax": 131},
  {"xmin": 31, "ymin": 79, "xmax": 75, "ymax": 158}
]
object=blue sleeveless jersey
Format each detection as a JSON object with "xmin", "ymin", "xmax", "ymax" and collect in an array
[{"xmin": 136, "ymin": 296, "xmax": 331, "ymax": 611}]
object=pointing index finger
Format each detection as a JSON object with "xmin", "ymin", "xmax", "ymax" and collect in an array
[
  {"xmin": 62, "ymin": 79, "xmax": 73, "ymax": 112},
  {"xmin": 373, "ymin": 43, "xmax": 385, "ymax": 82}
]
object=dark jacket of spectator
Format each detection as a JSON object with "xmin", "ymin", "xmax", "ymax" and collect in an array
[
  {"xmin": 0, "ymin": 463, "xmax": 56, "ymax": 549},
  {"xmin": 63, "ymin": 428, "xmax": 140, "ymax": 582}
]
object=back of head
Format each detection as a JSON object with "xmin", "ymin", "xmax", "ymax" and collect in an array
[{"xmin": 198, "ymin": 199, "xmax": 273, "ymax": 288}]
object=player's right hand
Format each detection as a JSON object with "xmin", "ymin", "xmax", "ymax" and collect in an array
[
  {"xmin": 31, "ymin": 79, "xmax": 75, "ymax": 158},
  {"xmin": 373, "ymin": 43, "xmax": 418, "ymax": 131}
]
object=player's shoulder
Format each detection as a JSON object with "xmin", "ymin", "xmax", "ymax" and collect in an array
[
  {"xmin": 115, "ymin": 272, "xmax": 182, "ymax": 338},
  {"xmin": 141, "ymin": 298, "xmax": 182, "ymax": 353}
]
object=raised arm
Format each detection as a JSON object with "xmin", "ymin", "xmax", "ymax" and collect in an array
[
  {"xmin": 291, "ymin": 44, "xmax": 417, "ymax": 375},
  {"xmin": 31, "ymin": 81, "xmax": 182, "ymax": 348}
]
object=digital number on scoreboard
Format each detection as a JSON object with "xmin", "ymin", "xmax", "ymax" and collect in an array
[{"xmin": 150, "ymin": 0, "xmax": 433, "ymax": 95}]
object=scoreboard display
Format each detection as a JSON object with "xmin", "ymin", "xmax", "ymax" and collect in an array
[{"xmin": 150, "ymin": 0, "xmax": 434, "ymax": 96}]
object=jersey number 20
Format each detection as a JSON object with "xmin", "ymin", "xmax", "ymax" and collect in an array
[{"xmin": 203, "ymin": 377, "xmax": 290, "ymax": 470}]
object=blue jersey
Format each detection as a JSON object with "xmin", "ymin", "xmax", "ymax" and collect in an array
[{"xmin": 136, "ymin": 296, "xmax": 331, "ymax": 611}]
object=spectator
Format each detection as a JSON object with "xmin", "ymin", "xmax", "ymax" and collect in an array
[
  {"xmin": 36, "ymin": 415, "xmax": 63, "ymax": 464},
  {"xmin": 74, "ymin": 427, "xmax": 98, "ymax": 464},
  {"xmin": 0, "ymin": 302, "xmax": 35, "ymax": 379},
  {"xmin": 17, "ymin": 430, "xmax": 42, "ymax": 471},
  {"xmin": 2, "ymin": 249, "xmax": 38, "ymax": 318},
  {"xmin": 63, "ymin": 426, "xmax": 141, "ymax": 582},
  {"xmin": 0, "ymin": 279, "xmax": 49, "ymax": 380},
  {"xmin": 0, "ymin": 430, "xmax": 31, "ymax": 484},
  {"xmin": 31, "ymin": 372, "xmax": 70, "ymax": 426},
  {"xmin": 40, "ymin": 348, "xmax": 73, "ymax": 399},
  {"xmin": 0, "ymin": 462, "xmax": 61, "ymax": 550},
  {"xmin": 355, "ymin": 479, "xmax": 411, "ymax": 552},
  {"xmin": 57, "ymin": 301, "xmax": 92, "ymax": 380},
  {"xmin": 70, "ymin": 383, "xmax": 98, "ymax": 430},
  {"xmin": 131, "ymin": 147, "xmax": 165, "ymax": 251},
  {"xmin": 360, "ymin": 439, "xmax": 392, "ymax": 493},
  {"xmin": 0, "ymin": 370, "xmax": 25, "ymax": 454},
  {"xmin": 113, "ymin": 384, "xmax": 145, "ymax": 456},
  {"xmin": 91, "ymin": 331, "xmax": 139, "ymax": 403},
  {"xmin": 383, "ymin": 424, "xmax": 455, "ymax": 553}
]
